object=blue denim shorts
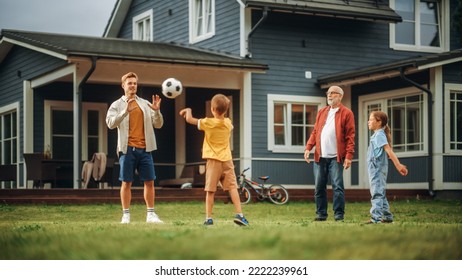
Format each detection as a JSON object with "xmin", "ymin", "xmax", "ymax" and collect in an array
[{"xmin": 118, "ymin": 146, "xmax": 155, "ymax": 182}]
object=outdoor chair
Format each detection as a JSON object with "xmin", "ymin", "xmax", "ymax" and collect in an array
[
  {"xmin": 0, "ymin": 164, "xmax": 17, "ymax": 187},
  {"xmin": 23, "ymin": 153, "xmax": 56, "ymax": 188}
]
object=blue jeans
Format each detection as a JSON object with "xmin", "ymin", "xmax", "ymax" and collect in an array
[{"xmin": 313, "ymin": 158, "xmax": 345, "ymax": 220}]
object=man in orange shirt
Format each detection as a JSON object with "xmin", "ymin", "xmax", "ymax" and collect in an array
[
  {"xmin": 106, "ymin": 72, "xmax": 164, "ymax": 224},
  {"xmin": 304, "ymin": 85, "xmax": 355, "ymax": 222}
]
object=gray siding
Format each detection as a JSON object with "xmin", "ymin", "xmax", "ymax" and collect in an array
[
  {"xmin": 117, "ymin": 0, "xmax": 155, "ymax": 39},
  {"xmin": 193, "ymin": 0, "xmax": 241, "ymax": 54},
  {"xmin": 444, "ymin": 62, "xmax": 462, "ymax": 83},
  {"xmin": 117, "ymin": 0, "xmax": 240, "ymax": 54},
  {"xmin": 0, "ymin": 46, "xmax": 67, "ymax": 156},
  {"xmin": 250, "ymin": 12, "xmax": 424, "ymax": 159},
  {"xmin": 444, "ymin": 156, "xmax": 462, "ymax": 182},
  {"xmin": 251, "ymin": 160, "xmax": 314, "ymax": 185}
]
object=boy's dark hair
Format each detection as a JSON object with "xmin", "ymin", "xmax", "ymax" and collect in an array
[{"xmin": 212, "ymin": 94, "xmax": 230, "ymax": 115}]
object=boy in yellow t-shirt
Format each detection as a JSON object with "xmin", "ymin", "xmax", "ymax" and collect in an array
[{"xmin": 179, "ymin": 94, "xmax": 249, "ymax": 226}]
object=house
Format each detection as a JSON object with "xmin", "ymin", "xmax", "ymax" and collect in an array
[{"xmin": 1, "ymin": 0, "xmax": 461, "ymax": 198}]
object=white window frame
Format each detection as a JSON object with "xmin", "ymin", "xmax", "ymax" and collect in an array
[
  {"xmin": 389, "ymin": 0, "xmax": 449, "ymax": 53},
  {"xmin": 189, "ymin": 0, "xmax": 215, "ymax": 44},
  {"xmin": 44, "ymin": 101, "xmax": 108, "ymax": 161},
  {"xmin": 445, "ymin": 83, "xmax": 462, "ymax": 154},
  {"xmin": 267, "ymin": 94, "xmax": 326, "ymax": 153},
  {"xmin": 0, "ymin": 102, "xmax": 20, "ymax": 189},
  {"xmin": 132, "ymin": 10, "xmax": 153, "ymax": 41},
  {"xmin": 358, "ymin": 87, "xmax": 428, "ymax": 159}
]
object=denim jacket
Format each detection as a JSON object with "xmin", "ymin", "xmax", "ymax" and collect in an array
[{"xmin": 106, "ymin": 95, "xmax": 163, "ymax": 154}]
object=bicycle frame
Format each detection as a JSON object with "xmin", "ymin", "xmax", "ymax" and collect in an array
[{"xmin": 237, "ymin": 167, "xmax": 290, "ymax": 205}]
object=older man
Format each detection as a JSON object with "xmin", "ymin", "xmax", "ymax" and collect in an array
[{"xmin": 304, "ymin": 86, "xmax": 355, "ymax": 221}]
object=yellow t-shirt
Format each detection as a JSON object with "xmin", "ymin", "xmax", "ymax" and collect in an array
[{"xmin": 198, "ymin": 118, "xmax": 233, "ymax": 161}]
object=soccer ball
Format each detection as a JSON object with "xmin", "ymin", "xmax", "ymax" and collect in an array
[{"xmin": 162, "ymin": 78, "xmax": 183, "ymax": 99}]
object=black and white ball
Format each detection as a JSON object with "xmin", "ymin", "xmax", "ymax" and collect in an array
[{"xmin": 162, "ymin": 78, "xmax": 183, "ymax": 99}]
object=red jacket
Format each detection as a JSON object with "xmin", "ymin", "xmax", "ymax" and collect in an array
[{"xmin": 305, "ymin": 104, "xmax": 355, "ymax": 163}]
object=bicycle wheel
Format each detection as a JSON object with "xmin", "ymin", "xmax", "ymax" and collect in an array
[
  {"xmin": 267, "ymin": 184, "xmax": 289, "ymax": 205},
  {"xmin": 238, "ymin": 185, "xmax": 252, "ymax": 204}
]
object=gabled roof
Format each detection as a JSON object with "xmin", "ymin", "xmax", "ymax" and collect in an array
[
  {"xmin": 317, "ymin": 48, "xmax": 462, "ymax": 87},
  {"xmin": 0, "ymin": 29, "xmax": 268, "ymax": 71},
  {"xmin": 242, "ymin": 0, "xmax": 402, "ymax": 23}
]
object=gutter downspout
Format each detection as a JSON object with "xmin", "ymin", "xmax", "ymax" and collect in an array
[
  {"xmin": 74, "ymin": 56, "xmax": 97, "ymax": 189},
  {"xmin": 246, "ymin": 6, "xmax": 268, "ymax": 57},
  {"xmin": 399, "ymin": 67, "xmax": 435, "ymax": 197}
]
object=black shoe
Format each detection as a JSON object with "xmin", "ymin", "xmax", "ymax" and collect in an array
[
  {"xmin": 335, "ymin": 218, "xmax": 344, "ymax": 222},
  {"xmin": 203, "ymin": 218, "xmax": 213, "ymax": 226},
  {"xmin": 314, "ymin": 217, "xmax": 327, "ymax": 221},
  {"xmin": 381, "ymin": 219, "xmax": 394, "ymax": 223}
]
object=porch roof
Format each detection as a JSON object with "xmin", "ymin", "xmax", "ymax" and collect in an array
[
  {"xmin": 0, "ymin": 29, "xmax": 268, "ymax": 72},
  {"xmin": 317, "ymin": 48, "xmax": 462, "ymax": 88},
  {"xmin": 242, "ymin": 0, "xmax": 402, "ymax": 23}
]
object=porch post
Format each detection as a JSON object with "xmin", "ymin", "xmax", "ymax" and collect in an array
[
  {"xmin": 73, "ymin": 72, "xmax": 81, "ymax": 189},
  {"xmin": 240, "ymin": 72, "xmax": 252, "ymax": 176}
]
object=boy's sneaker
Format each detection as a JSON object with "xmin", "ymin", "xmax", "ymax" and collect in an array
[
  {"xmin": 234, "ymin": 214, "xmax": 249, "ymax": 226},
  {"xmin": 203, "ymin": 218, "xmax": 214, "ymax": 226},
  {"xmin": 121, "ymin": 214, "xmax": 130, "ymax": 224},
  {"xmin": 381, "ymin": 219, "xmax": 394, "ymax": 223},
  {"xmin": 146, "ymin": 212, "xmax": 164, "ymax": 224}
]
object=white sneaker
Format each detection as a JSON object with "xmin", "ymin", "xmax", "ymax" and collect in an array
[
  {"xmin": 146, "ymin": 212, "xmax": 164, "ymax": 224},
  {"xmin": 121, "ymin": 214, "xmax": 130, "ymax": 224}
]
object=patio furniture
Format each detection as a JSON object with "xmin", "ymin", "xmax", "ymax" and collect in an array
[{"xmin": 23, "ymin": 153, "xmax": 57, "ymax": 188}]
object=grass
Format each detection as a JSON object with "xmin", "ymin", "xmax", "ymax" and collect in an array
[{"xmin": 0, "ymin": 200, "xmax": 461, "ymax": 260}]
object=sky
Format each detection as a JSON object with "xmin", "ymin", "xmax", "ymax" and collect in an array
[{"xmin": 0, "ymin": 0, "xmax": 118, "ymax": 37}]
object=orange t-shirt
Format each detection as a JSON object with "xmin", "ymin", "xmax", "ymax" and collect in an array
[{"xmin": 128, "ymin": 101, "xmax": 146, "ymax": 148}]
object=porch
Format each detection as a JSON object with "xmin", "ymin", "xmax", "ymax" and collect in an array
[{"xmin": 0, "ymin": 188, "xmax": 431, "ymax": 204}]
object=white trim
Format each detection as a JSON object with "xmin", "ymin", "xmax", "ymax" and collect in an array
[
  {"xmin": 132, "ymin": 9, "xmax": 154, "ymax": 41},
  {"xmin": 30, "ymin": 65, "xmax": 75, "ymax": 88},
  {"xmin": 0, "ymin": 102, "xmax": 20, "ymax": 189},
  {"xmin": 44, "ymin": 100, "xmax": 108, "ymax": 161},
  {"xmin": 240, "ymin": 72, "xmax": 252, "ymax": 178},
  {"xmin": 358, "ymin": 86, "xmax": 429, "ymax": 188},
  {"xmin": 23, "ymin": 81, "xmax": 33, "ymax": 157},
  {"xmin": 431, "ymin": 67, "xmax": 444, "ymax": 190},
  {"xmin": 389, "ymin": 0, "xmax": 449, "ymax": 53},
  {"xmin": 267, "ymin": 94, "xmax": 326, "ymax": 153},
  {"xmin": 189, "ymin": 0, "xmax": 216, "ymax": 44},
  {"xmin": 175, "ymin": 89, "xmax": 187, "ymax": 177},
  {"xmin": 2, "ymin": 37, "xmax": 67, "ymax": 60},
  {"xmin": 444, "ymin": 83, "xmax": 462, "ymax": 155},
  {"xmin": 238, "ymin": 2, "xmax": 246, "ymax": 57}
]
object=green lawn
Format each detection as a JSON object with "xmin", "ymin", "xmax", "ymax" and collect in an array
[{"xmin": 0, "ymin": 200, "xmax": 461, "ymax": 260}]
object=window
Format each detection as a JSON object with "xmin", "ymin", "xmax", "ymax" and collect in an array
[
  {"xmin": 445, "ymin": 84, "xmax": 462, "ymax": 153},
  {"xmin": 133, "ymin": 10, "xmax": 153, "ymax": 41},
  {"xmin": 267, "ymin": 95, "xmax": 326, "ymax": 153},
  {"xmin": 189, "ymin": 0, "xmax": 215, "ymax": 43},
  {"xmin": 390, "ymin": 0, "xmax": 448, "ymax": 52},
  {"xmin": 387, "ymin": 94, "xmax": 424, "ymax": 152},
  {"xmin": 44, "ymin": 101, "xmax": 107, "ymax": 160},
  {"xmin": 0, "ymin": 104, "xmax": 19, "ymax": 188},
  {"xmin": 361, "ymin": 88, "xmax": 426, "ymax": 155}
]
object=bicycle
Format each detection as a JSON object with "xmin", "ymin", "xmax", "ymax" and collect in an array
[{"xmin": 236, "ymin": 167, "xmax": 289, "ymax": 205}]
